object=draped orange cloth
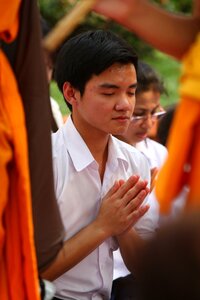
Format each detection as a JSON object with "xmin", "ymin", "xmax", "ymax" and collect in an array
[
  {"xmin": 155, "ymin": 33, "xmax": 200, "ymax": 213},
  {"xmin": 0, "ymin": 1, "xmax": 40, "ymax": 299}
]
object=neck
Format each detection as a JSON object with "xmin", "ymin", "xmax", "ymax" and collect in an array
[
  {"xmin": 87, "ymin": 136, "xmax": 109, "ymax": 182},
  {"xmin": 72, "ymin": 114, "xmax": 109, "ymax": 181}
]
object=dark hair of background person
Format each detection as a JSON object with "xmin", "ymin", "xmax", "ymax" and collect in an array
[
  {"xmin": 136, "ymin": 60, "xmax": 167, "ymax": 96},
  {"xmin": 55, "ymin": 29, "xmax": 138, "ymax": 111},
  {"xmin": 136, "ymin": 210, "xmax": 200, "ymax": 300},
  {"xmin": 156, "ymin": 104, "xmax": 177, "ymax": 146}
]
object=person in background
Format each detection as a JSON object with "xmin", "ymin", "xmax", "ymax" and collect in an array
[
  {"xmin": 111, "ymin": 61, "xmax": 167, "ymax": 300},
  {"xmin": 40, "ymin": 29, "xmax": 160, "ymax": 300}
]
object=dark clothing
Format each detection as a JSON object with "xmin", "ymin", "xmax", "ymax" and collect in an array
[{"xmin": 111, "ymin": 274, "xmax": 139, "ymax": 300}]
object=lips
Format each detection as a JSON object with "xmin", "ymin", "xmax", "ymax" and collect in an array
[
  {"xmin": 136, "ymin": 132, "xmax": 147, "ymax": 139},
  {"xmin": 112, "ymin": 116, "xmax": 130, "ymax": 121}
]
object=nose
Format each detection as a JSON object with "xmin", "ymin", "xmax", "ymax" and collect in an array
[{"xmin": 115, "ymin": 95, "xmax": 133, "ymax": 111}]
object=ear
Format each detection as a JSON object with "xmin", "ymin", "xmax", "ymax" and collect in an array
[{"xmin": 63, "ymin": 82, "xmax": 79, "ymax": 106}]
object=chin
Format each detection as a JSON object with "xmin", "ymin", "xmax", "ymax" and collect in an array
[{"xmin": 115, "ymin": 126, "xmax": 130, "ymax": 135}]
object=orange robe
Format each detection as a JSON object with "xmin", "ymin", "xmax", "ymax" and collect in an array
[
  {"xmin": 155, "ymin": 33, "xmax": 200, "ymax": 213},
  {"xmin": 0, "ymin": 1, "xmax": 40, "ymax": 299}
]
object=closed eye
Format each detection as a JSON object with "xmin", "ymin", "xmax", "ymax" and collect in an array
[
  {"xmin": 127, "ymin": 91, "xmax": 135, "ymax": 96},
  {"xmin": 101, "ymin": 92, "xmax": 115, "ymax": 96}
]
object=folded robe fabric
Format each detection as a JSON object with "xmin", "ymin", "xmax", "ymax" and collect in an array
[
  {"xmin": 155, "ymin": 33, "xmax": 200, "ymax": 213},
  {"xmin": 0, "ymin": 0, "xmax": 40, "ymax": 299}
]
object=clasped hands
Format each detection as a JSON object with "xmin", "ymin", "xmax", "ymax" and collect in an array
[{"xmin": 96, "ymin": 175, "xmax": 150, "ymax": 237}]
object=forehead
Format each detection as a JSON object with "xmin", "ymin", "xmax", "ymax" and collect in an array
[
  {"xmin": 135, "ymin": 90, "xmax": 161, "ymax": 109},
  {"xmin": 102, "ymin": 62, "xmax": 136, "ymax": 74},
  {"xmin": 88, "ymin": 62, "xmax": 137, "ymax": 85}
]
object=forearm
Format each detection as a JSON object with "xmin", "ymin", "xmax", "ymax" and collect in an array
[
  {"xmin": 41, "ymin": 176, "xmax": 150, "ymax": 280},
  {"xmin": 125, "ymin": 1, "xmax": 200, "ymax": 60},
  {"xmin": 95, "ymin": 0, "xmax": 200, "ymax": 59},
  {"xmin": 40, "ymin": 220, "xmax": 108, "ymax": 281},
  {"xmin": 117, "ymin": 228, "xmax": 145, "ymax": 274},
  {"xmin": 194, "ymin": 0, "xmax": 200, "ymax": 17}
]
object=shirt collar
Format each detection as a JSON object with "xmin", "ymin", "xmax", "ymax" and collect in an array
[
  {"xmin": 107, "ymin": 135, "xmax": 129, "ymax": 172},
  {"xmin": 63, "ymin": 116, "xmax": 95, "ymax": 171},
  {"xmin": 63, "ymin": 116, "xmax": 129, "ymax": 172}
]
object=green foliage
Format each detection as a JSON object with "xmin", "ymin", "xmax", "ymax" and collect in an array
[
  {"xmin": 39, "ymin": 0, "xmax": 153, "ymax": 58},
  {"xmin": 153, "ymin": 0, "xmax": 192, "ymax": 13},
  {"xmin": 39, "ymin": 0, "xmax": 73, "ymax": 26},
  {"xmin": 39, "ymin": 0, "xmax": 192, "ymax": 57},
  {"xmin": 145, "ymin": 50, "xmax": 181, "ymax": 108},
  {"xmin": 38, "ymin": 0, "xmax": 192, "ymax": 56},
  {"xmin": 50, "ymin": 81, "xmax": 69, "ymax": 115}
]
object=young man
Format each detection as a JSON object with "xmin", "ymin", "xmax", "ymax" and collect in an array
[{"xmin": 41, "ymin": 30, "xmax": 158, "ymax": 300}]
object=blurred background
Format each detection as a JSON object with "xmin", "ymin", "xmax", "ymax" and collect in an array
[{"xmin": 38, "ymin": 0, "xmax": 192, "ymax": 116}]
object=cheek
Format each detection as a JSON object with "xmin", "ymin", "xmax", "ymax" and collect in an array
[
  {"xmin": 94, "ymin": 99, "xmax": 114, "ymax": 116},
  {"xmin": 82, "ymin": 100, "xmax": 111, "ymax": 123},
  {"xmin": 151, "ymin": 119, "xmax": 157, "ymax": 127}
]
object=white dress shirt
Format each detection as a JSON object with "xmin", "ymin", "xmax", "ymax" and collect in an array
[
  {"xmin": 136, "ymin": 138, "xmax": 168, "ymax": 169},
  {"xmin": 51, "ymin": 116, "xmax": 154, "ymax": 300}
]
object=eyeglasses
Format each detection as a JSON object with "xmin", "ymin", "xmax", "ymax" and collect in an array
[{"xmin": 131, "ymin": 110, "xmax": 166, "ymax": 122}]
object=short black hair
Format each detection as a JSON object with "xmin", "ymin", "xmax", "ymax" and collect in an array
[
  {"xmin": 55, "ymin": 29, "xmax": 138, "ymax": 111},
  {"xmin": 136, "ymin": 61, "xmax": 167, "ymax": 95}
]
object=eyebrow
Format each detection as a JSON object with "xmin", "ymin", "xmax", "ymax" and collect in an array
[{"xmin": 98, "ymin": 83, "xmax": 137, "ymax": 89}]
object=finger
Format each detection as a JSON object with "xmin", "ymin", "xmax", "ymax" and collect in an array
[
  {"xmin": 104, "ymin": 177, "xmax": 130, "ymax": 199},
  {"xmin": 118, "ymin": 179, "xmax": 125, "ymax": 187},
  {"xmin": 104, "ymin": 180, "xmax": 121, "ymax": 198},
  {"xmin": 127, "ymin": 204, "xmax": 150, "ymax": 228},
  {"xmin": 133, "ymin": 204, "xmax": 150, "ymax": 220},
  {"xmin": 122, "ymin": 180, "xmax": 149, "ymax": 206},
  {"xmin": 126, "ymin": 189, "xmax": 148, "ymax": 213},
  {"xmin": 113, "ymin": 175, "xmax": 140, "ymax": 199}
]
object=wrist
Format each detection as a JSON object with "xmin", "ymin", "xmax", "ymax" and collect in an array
[{"xmin": 92, "ymin": 218, "xmax": 111, "ymax": 241}]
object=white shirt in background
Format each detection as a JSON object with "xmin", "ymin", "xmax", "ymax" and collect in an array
[
  {"xmin": 136, "ymin": 138, "xmax": 168, "ymax": 169},
  {"xmin": 50, "ymin": 97, "xmax": 64, "ymax": 129},
  {"xmin": 137, "ymin": 138, "xmax": 187, "ymax": 221}
]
